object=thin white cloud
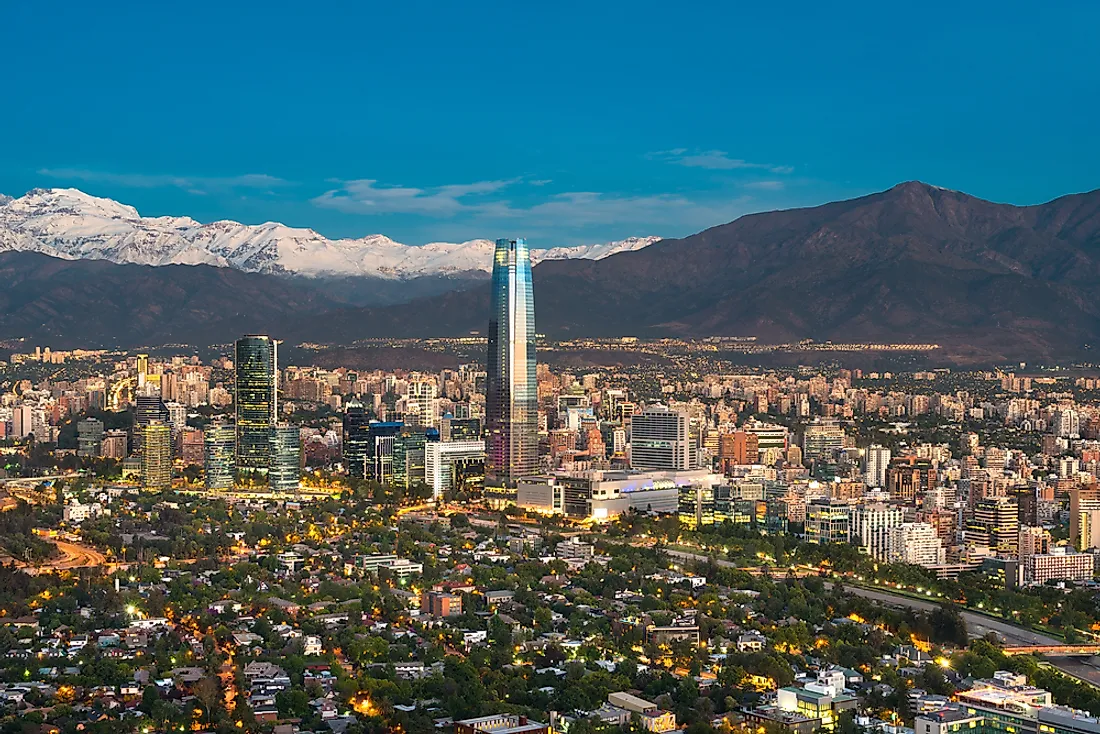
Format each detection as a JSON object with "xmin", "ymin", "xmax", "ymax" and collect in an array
[
  {"xmin": 477, "ymin": 191, "xmax": 756, "ymax": 232},
  {"xmin": 313, "ymin": 175, "xmax": 766, "ymax": 239},
  {"xmin": 312, "ymin": 178, "xmax": 520, "ymax": 217},
  {"xmin": 652, "ymin": 149, "xmax": 793, "ymax": 174},
  {"xmin": 744, "ymin": 180, "xmax": 785, "ymax": 191},
  {"xmin": 37, "ymin": 168, "xmax": 288, "ymax": 193}
]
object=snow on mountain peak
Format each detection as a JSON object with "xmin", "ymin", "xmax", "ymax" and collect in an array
[{"xmin": 0, "ymin": 187, "xmax": 661, "ymax": 279}]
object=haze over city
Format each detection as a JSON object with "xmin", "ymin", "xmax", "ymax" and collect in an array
[{"xmin": 1, "ymin": 6, "xmax": 1100, "ymax": 734}]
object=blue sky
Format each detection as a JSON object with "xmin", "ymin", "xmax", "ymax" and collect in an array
[{"xmin": 3, "ymin": 2, "xmax": 1098, "ymax": 246}]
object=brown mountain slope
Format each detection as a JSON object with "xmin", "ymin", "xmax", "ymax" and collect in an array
[
  {"xmin": 4, "ymin": 182, "xmax": 1100, "ymax": 362},
  {"xmin": 293, "ymin": 182, "xmax": 1100, "ymax": 361},
  {"xmin": 0, "ymin": 252, "xmax": 335, "ymax": 347}
]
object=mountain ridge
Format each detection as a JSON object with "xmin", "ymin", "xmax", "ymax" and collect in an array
[
  {"xmin": 286, "ymin": 181, "xmax": 1100, "ymax": 362},
  {"xmin": 0, "ymin": 187, "xmax": 660, "ymax": 280},
  {"xmin": 4, "ymin": 181, "xmax": 1100, "ymax": 364}
]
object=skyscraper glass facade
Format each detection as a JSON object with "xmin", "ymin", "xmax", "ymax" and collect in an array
[
  {"xmin": 485, "ymin": 238, "xmax": 538, "ymax": 487},
  {"xmin": 204, "ymin": 421, "xmax": 236, "ymax": 490},
  {"xmin": 268, "ymin": 425, "xmax": 301, "ymax": 494},
  {"xmin": 140, "ymin": 421, "xmax": 172, "ymax": 491},
  {"xmin": 235, "ymin": 335, "xmax": 277, "ymax": 473},
  {"xmin": 343, "ymin": 399, "xmax": 371, "ymax": 479}
]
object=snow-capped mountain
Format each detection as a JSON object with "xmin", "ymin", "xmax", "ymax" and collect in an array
[{"xmin": 0, "ymin": 188, "xmax": 660, "ymax": 280}]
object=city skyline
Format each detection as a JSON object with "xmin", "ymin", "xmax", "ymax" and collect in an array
[{"xmin": 4, "ymin": 6, "xmax": 1100, "ymax": 734}]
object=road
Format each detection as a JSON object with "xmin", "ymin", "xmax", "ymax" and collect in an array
[
  {"xmin": 824, "ymin": 583, "xmax": 1062, "ymax": 646},
  {"xmin": 662, "ymin": 547, "xmax": 1061, "ymax": 645},
  {"xmin": 48, "ymin": 540, "xmax": 108, "ymax": 570},
  {"xmin": 18, "ymin": 539, "xmax": 108, "ymax": 574}
]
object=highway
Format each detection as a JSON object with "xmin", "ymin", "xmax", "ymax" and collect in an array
[
  {"xmin": 822, "ymin": 583, "xmax": 1062, "ymax": 646},
  {"xmin": 661, "ymin": 547, "xmax": 1061, "ymax": 644}
]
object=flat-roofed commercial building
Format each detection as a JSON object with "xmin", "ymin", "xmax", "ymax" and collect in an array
[
  {"xmin": 455, "ymin": 715, "xmax": 548, "ymax": 734},
  {"xmin": 517, "ymin": 468, "xmax": 722, "ymax": 521}
]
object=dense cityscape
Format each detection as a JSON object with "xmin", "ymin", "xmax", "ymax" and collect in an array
[{"xmin": 0, "ymin": 237, "xmax": 1097, "ymax": 734}]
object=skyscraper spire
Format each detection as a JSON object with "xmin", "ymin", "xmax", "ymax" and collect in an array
[{"xmin": 485, "ymin": 238, "xmax": 538, "ymax": 490}]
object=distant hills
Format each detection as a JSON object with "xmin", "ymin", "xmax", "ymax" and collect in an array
[{"xmin": 3, "ymin": 181, "xmax": 1100, "ymax": 363}]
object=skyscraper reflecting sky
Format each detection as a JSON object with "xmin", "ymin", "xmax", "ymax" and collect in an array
[
  {"xmin": 485, "ymin": 238, "xmax": 537, "ymax": 487},
  {"xmin": 235, "ymin": 335, "xmax": 278, "ymax": 473}
]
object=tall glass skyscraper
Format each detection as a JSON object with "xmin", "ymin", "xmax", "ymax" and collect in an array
[
  {"xmin": 485, "ymin": 237, "xmax": 538, "ymax": 487},
  {"xmin": 204, "ymin": 421, "xmax": 236, "ymax": 490},
  {"xmin": 235, "ymin": 335, "xmax": 278, "ymax": 473},
  {"xmin": 268, "ymin": 425, "xmax": 301, "ymax": 494},
  {"xmin": 140, "ymin": 421, "xmax": 172, "ymax": 491},
  {"xmin": 343, "ymin": 399, "xmax": 371, "ymax": 479}
]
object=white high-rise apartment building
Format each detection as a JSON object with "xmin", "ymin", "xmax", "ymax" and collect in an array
[
  {"xmin": 864, "ymin": 444, "xmax": 891, "ymax": 488},
  {"xmin": 887, "ymin": 522, "xmax": 946, "ymax": 567},
  {"xmin": 407, "ymin": 380, "xmax": 440, "ymax": 428},
  {"xmin": 850, "ymin": 503, "xmax": 904, "ymax": 560},
  {"xmin": 1054, "ymin": 408, "xmax": 1080, "ymax": 438},
  {"xmin": 629, "ymin": 404, "xmax": 695, "ymax": 471}
]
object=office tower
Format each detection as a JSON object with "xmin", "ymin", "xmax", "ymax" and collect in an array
[
  {"xmin": 441, "ymin": 416, "xmax": 481, "ymax": 442},
  {"xmin": 744, "ymin": 422, "xmax": 788, "ymax": 453},
  {"xmin": 140, "ymin": 421, "xmax": 172, "ymax": 491},
  {"xmin": 886, "ymin": 455, "xmax": 935, "ymax": 504},
  {"xmin": 268, "ymin": 425, "xmax": 300, "ymax": 493},
  {"xmin": 485, "ymin": 238, "xmax": 538, "ymax": 486},
  {"xmin": 719, "ymin": 431, "xmax": 759, "ymax": 473},
  {"xmin": 133, "ymin": 393, "xmax": 169, "ymax": 455},
  {"xmin": 204, "ymin": 422, "xmax": 236, "ymax": 490},
  {"xmin": 343, "ymin": 400, "xmax": 371, "ymax": 479},
  {"xmin": 368, "ymin": 420, "xmax": 404, "ymax": 483},
  {"xmin": 425, "ymin": 440, "xmax": 485, "ymax": 500},
  {"xmin": 849, "ymin": 503, "xmax": 904, "ymax": 560},
  {"xmin": 406, "ymin": 380, "xmax": 439, "ymax": 428},
  {"xmin": 786, "ymin": 445, "xmax": 803, "ymax": 467},
  {"xmin": 235, "ymin": 335, "xmax": 278, "ymax": 473},
  {"xmin": 863, "ymin": 444, "xmax": 891, "ymax": 488},
  {"xmin": 968, "ymin": 496, "xmax": 1019, "ymax": 555},
  {"xmin": 392, "ymin": 427, "xmax": 429, "ymax": 490},
  {"xmin": 77, "ymin": 418, "xmax": 104, "ymax": 458},
  {"xmin": 1011, "ymin": 485, "xmax": 1039, "ymax": 526},
  {"xmin": 802, "ymin": 418, "xmax": 845, "ymax": 463},
  {"xmin": 678, "ymin": 483, "xmax": 716, "ymax": 529},
  {"xmin": 805, "ymin": 499, "xmax": 851, "ymax": 544},
  {"xmin": 585, "ymin": 426, "xmax": 606, "ymax": 459},
  {"xmin": 630, "ymin": 404, "xmax": 694, "ymax": 470}
]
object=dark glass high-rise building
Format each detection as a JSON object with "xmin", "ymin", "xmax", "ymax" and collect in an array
[
  {"xmin": 133, "ymin": 393, "xmax": 169, "ymax": 456},
  {"xmin": 235, "ymin": 335, "xmax": 278, "ymax": 473},
  {"xmin": 485, "ymin": 238, "xmax": 538, "ymax": 486},
  {"xmin": 343, "ymin": 399, "xmax": 371, "ymax": 479},
  {"xmin": 368, "ymin": 420, "xmax": 404, "ymax": 483}
]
